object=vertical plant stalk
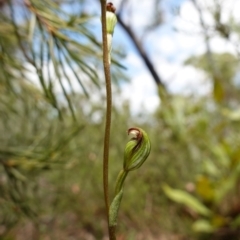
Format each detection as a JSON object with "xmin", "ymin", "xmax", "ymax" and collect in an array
[{"xmin": 100, "ymin": 1, "xmax": 115, "ymax": 239}]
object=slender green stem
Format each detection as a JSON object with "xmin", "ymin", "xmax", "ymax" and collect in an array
[
  {"xmin": 114, "ymin": 169, "xmax": 128, "ymax": 196},
  {"xmin": 100, "ymin": 1, "xmax": 114, "ymax": 239}
]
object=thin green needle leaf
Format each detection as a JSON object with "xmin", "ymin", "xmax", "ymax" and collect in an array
[
  {"xmin": 59, "ymin": 42, "xmax": 89, "ymax": 97},
  {"xmin": 55, "ymin": 39, "xmax": 75, "ymax": 96},
  {"xmin": 45, "ymin": 40, "xmax": 62, "ymax": 118},
  {"xmin": 28, "ymin": 13, "xmax": 36, "ymax": 43},
  {"xmin": 60, "ymin": 40, "xmax": 100, "ymax": 88},
  {"xmin": 36, "ymin": 21, "xmax": 62, "ymax": 120},
  {"xmin": 49, "ymin": 35, "xmax": 76, "ymax": 121}
]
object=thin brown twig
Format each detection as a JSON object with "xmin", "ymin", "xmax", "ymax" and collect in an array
[{"xmin": 116, "ymin": 12, "xmax": 165, "ymax": 88}]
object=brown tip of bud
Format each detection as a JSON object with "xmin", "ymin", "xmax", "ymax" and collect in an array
[
  {"xmin": 128, "ymin": 128, "xmax": 143, "ymax": 141},
  {"xmin": 106, "ymin": 2, "xmax": 116, "ymax": 13}
]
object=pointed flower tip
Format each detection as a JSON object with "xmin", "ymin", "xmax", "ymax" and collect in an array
[
  {"xmin": 124, "ymin": 127, "xmax": 151, "ymax": 172},
  {"xmin": 106, "ymin": 2, "xmax": 116, "ymax": 13}
]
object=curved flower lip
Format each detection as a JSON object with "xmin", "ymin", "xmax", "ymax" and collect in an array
[
  {"xmin": 128, "ymin": 127, "xmax": 143, "ymax": 140},
  {"xmin": 128, "ymin": 127, "xmax": 143, "ymax": 152}
]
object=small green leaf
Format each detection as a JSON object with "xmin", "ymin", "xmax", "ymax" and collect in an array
[
  {"xmin": 213, "ymin": 77, "xmax": 224, "ymax": 103},
  {"xmin": 192, "ymin": 219, "xmax": 215, "ymax": 233},
  {"xmin": 162, "ymin": 184, "xmax": 211, "ymax": 216},
  {"xmin": 109, "ymin": 189, "xmax": 123, "ymax": 227},
  {"xmin": 196, "ymin": 175, "xmax": 215, "ymax": 202},
  {"xmin": 203, "ymin": 159, "xmax": 220, "ymax": 177},
  {"xmin": 9, "ymin": 168, "xmax": 27, "ymax": 182},
  {"xmin": 222, "ymin": 108, "xmax": 240, "ymax": 121}
]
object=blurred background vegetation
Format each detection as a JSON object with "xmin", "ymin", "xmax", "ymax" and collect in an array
[{"xmin": 0, "ymin": 0, "xmax": 240, "ymax": 239}]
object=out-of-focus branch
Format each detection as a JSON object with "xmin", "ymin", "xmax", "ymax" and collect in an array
[
  {"xmin": 116, "ymin": 13, "xmax": 165, "ymax": 88},
  {"xmin": 191, "ymin": 0, "xmax": 220, "ymax": 78},
  {"xmin": 118, "ymin": 0, "xmax": 128, "ymax": 13},
  {"xmin": 8, "ymin": 0, "xmax": 35, "ymax": 65},
  {"xmin": 191, "ymin": 0, "xmax": 225, "ymax": 102}
]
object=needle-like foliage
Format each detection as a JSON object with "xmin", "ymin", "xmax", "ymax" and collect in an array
[
  {"xmin": 1, "ymin": 0, "xmax": 127, "ymax": 119},
  {"xmin": 0, "ymin": 0, "xmax": 126, "ymax": 231}
]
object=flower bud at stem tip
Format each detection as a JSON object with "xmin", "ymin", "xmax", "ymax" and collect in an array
[{"xmin": 124, "ymin": 127, "xmax": 151, "ymax": 172}]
